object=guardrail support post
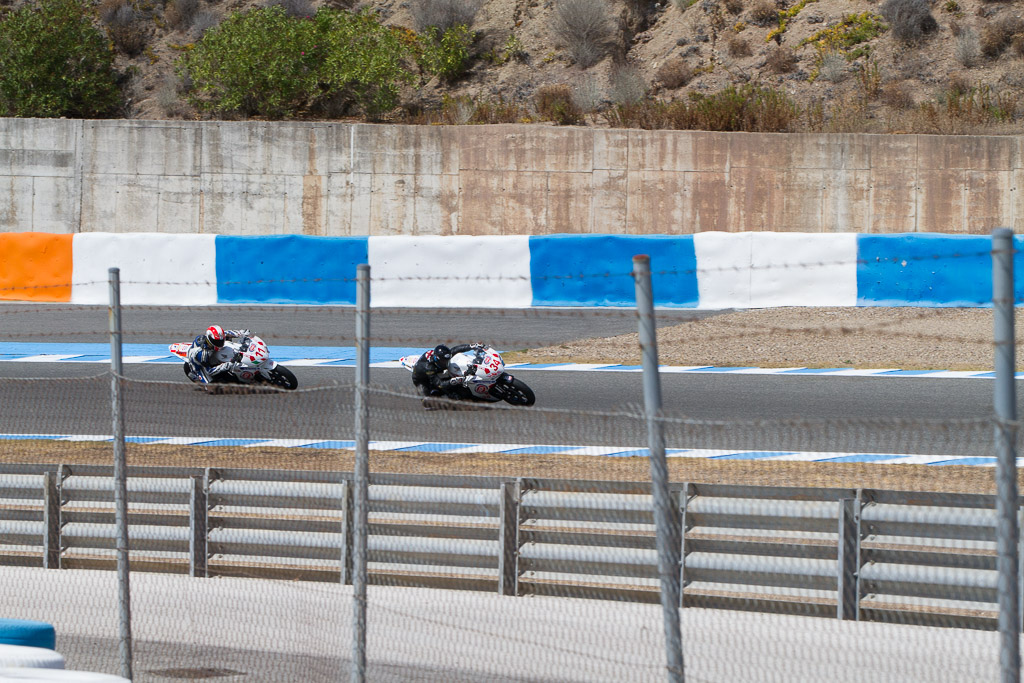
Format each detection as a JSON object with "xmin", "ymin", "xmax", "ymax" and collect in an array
[
  {"xmin": 678, "ymin": 483, "xmax": 694, "ymax": 609},
  {"xmin": 993, "ymin": 227, "xmax": 1020, "ymax": 683},
  {"xmin": 43, "ymin": 470, "xmax": 60, "ymax": 569},
  {"xmin": 340, "ymin": 480, "xmax": 353, "ymax": 586},
  {"xmin": 498, "ymin": 480, "xmax": 521, "ymax": 596},
  {"xmin": 1018, "ymin": 507, "xmax": 1024, "ymax": 632},
  {"xmin": 189, "ymin": 472, "xmax": 209, "ymax": 578},
  {"xmin": 837, "ymin": 495, "xmax": 861, "ymax": 621}
]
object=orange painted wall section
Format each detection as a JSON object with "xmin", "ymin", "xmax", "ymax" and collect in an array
[{"xmin": 0, "ymin": 233, "xmax": 73, "ymax": 301}]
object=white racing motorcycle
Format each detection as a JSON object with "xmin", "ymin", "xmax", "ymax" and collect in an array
[
  {"xmin": 170, "ymin": 334, "xmax": 299, "ymax": 390},
  {"xmin": 400, "ymin": 346, "xmax": 536, "ymax": 406}
]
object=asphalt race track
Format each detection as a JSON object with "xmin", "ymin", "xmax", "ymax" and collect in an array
[{"xmin": 0, "ymin": 304, "xmax": 1013, "ymax": 456}]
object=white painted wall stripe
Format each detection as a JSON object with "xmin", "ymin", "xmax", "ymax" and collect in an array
[
  {"xmin": 72, "ymin": 233, "xmax": 217, "ymax": 305},
  {"xmin": 694, "ymin": 232, "xmax": 858, "ymax": 309},
  {"xmin": 367, "ymin": 236, "xmax": 533, "ymax": 308}
]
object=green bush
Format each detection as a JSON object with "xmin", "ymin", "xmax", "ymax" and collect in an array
[
  {"xmin": 313, "ymin": 11, "xmax": 415, "ymax": 118},
  {"xmin": 176, "ymin": 6, "xmax": 319, "ymax": 118},
  {"xmin": 177, "ymin": 6, "xmax": 415, "ymax": 119},
  {"xmin": 417, "ymin": 24, "xmax": 474, "ymax": 82},
  {"xmin": 0, "ymin": 0, "xmax": 121, "ymax": 118}
]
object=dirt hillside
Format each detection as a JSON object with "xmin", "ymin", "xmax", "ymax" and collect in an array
[{"xmin": 6, "ymin": 0, "xmax": 1021, "ymax": 132}]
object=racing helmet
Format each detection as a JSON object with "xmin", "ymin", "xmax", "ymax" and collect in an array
[
  {"xmin": 430, "ymin": 344, "xmax": 452, "ymax": 371},
  {"xmin": 205, "ymin": 325, "xmax": 226, "ymax": 349}
]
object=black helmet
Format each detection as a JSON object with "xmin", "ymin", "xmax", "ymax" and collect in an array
[{"xmin": 430, "ymin": 344, "xmax": 452, "ymax": 371}]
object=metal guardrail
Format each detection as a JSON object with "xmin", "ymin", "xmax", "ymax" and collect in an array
[{"xmin": 0, "ymin": 464, "xmax": 1017, "ymax": 630}]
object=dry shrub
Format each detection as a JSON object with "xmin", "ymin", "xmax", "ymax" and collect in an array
[
  {"xmin": 609, "ymin": 65, "xmax": 647, "ymax": 104},
  {"xmin": 819, "ymin": 51, "xmax": 847, "ymax": 82},
  {"xmin": 765, "ymin": 46, "xmax": 797, "ymax": 73},
  {"xmin": 947, "ymin": 72, "xmax": 972, "ymax": 96},
  {"xmin": 881, "ymin": 81, "xmax": 914, "ymax": 109},
  {"xmin": 98, "ymin": 0, "xmax": 129, "ymax": 24},
  {"xmin": 553, "ymin": 0, "xmax": 614, "ymax": 68},
  {"xmin": 724, "ymin": 0, "xmax": 744, "ymax": 15},
  {"xmin": 572, "ymin": 76, "xmax": 604, "ymax": 113},
  {"xmin": 165, "ymin": 0, "xmax": 198, "ymax": 30},
  {"xmin": 727, "ymin": 36, "xmax": 752, "ymax": 57},
  {"xmin": 949, "ymin": 19, "xmax": 962, "ymax": 36},
  {"xmin": 156, "ymin": 76, "xmax": 188, "ymax": 118},
  {"xmin": 656, "ymin": 58, "xmax": 694, "ymax": 88},
  {"xmin": 265, "ymin": 0, "xmax": 315, "ymax": 19},
  {"xmin": 470, "ymin": 96, "xmax": 529, "ymax": 123},
  {"xmin": 981, "ymin": 16, "xmax": 1024, "ymax": 58},
  {"xmin": 749, "ymin": 0, "xmax": 778, "ymax": 26},
  {"xmin": 191, "ymin": 10, "xmax": 221, "ymax": 39},
  {"xmin": 952, "ymin": 27, "xmax": 980, "ymax": 67},
  {"xmin": 405, "ymin": 95, "xmax": 529, "ymax": 125},
  {"xmin": 881, "ymin": 0, "xmax": 939, "ymax": 43},
  {"xmin": 110, "ymin": 22, "xmax": 148, "ymax": 56},
  {"xmin": 1012, "ymin": 34, "xmax": 1024, "ymax": 58},
  {"xmin": 605, "ymin": 85, "xmax": 799, "ymax": 132},
  {"xmin": 535, "ymin": 84, "xmax": 584, "ymax": 124},
  {"xmin": 101, "ymin": 0, "xmax": 148, "ymax": 56},
  {"xmin": 410, "ymin": 0, "xmax": 482, "ymax": 32}
]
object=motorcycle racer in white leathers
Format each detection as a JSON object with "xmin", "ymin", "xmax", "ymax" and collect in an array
[{"xmin": 185, "ymin": 325, "xmax": 251, "ymax": 383}]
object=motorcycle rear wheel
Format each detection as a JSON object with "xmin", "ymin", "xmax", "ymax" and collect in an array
[
  {"xmin": 267, "ymin": 365, "xmax": 298, "ymax": 390},
  {"xmin": 500, "ymin": 378, "xmax": 535, "ymax": 406}
]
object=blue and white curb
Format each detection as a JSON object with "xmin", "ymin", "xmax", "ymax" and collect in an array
[
  {"xmin": 0, "ymin": 433, "xmax": 1006, "ymax": 466},
  {"xmin": 0, "ymin": 343, "xmax": 1010, "ymax": 378}
]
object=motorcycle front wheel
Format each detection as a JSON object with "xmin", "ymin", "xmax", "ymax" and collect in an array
[
  {"xmin": 266, "ymin": 365, "xmax": 299, "ymax": 390},
  {"xmin": 498, "ymin": 377, "xmax": 535, "ymax": 406}
]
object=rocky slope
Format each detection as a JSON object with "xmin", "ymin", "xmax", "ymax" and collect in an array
[{"xmin": 6, "ymin": 0, "xmax": 1024, "ymax": 131}]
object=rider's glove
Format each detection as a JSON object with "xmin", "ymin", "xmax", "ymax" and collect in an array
[
  {"xmin": 448, "ymin": 377, "xmax": 467, "ymax": 387},
  {"xmin": 212, "ymin": 361, "xmax": 239, "ymax": 375},
  {"xmin": 239, "ymin": 329, "xmax": 252, "ymax": 338}
]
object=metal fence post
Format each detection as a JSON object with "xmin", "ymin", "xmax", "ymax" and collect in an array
[
  {"xmin": 837, "ymin": 495, "xmax": 861, "ymax": 621},
  {"xmin": 108, "ymin": 267, "xmax": 133, "ymax": 681},
  {"xmin": 42, "ymin": 470, "xmax": 60, "ymax": 569},
  {"xmin": 498, "ymin": 480, "xmax": 521, "ymax": 596},
  {"xmin": 352, "ymin": 263, "xmax": 371, "ymax": 683},
  {"xmin": 993, "ymin": 227, "xmax": 1020, "ymax": 683},
  {"xmin": 189, "ymin": 472, "xmax": 209, "ymax": 578},
  {"xmin": 633, "ymin": 254, "xmax": 684, "ymax": 683}
]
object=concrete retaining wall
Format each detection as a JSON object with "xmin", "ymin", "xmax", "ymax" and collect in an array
[
  {"xmin": 1, "ymin": 119, "xmax": 1022, "ymax": 236},
  {"xmin": 1, "ymin": 232, "xmax": 1014, "ymax": 308}
]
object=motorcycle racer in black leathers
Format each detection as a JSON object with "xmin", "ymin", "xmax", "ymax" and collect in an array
[{"xmin": 411, "ymin": 343, "xmax": 485, "ymax": 398}]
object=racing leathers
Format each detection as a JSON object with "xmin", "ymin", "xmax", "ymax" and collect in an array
[
  {"xmin": 411, "ymin": 343, "xmax": 483, "ymax": 398},
  {"xmin": 185, "ymin": 329, "xmax": 250, "ymax": 383}
]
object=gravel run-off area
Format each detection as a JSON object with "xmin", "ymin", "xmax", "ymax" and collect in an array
[{"xmin": 508, "ymin": 307, "xmax": 1018, "ymax": 371}]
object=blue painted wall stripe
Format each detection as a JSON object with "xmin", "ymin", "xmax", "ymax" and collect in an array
[
  {"xmin": 856, "ymin": 234, "xmax": 1024, "ymax": 307},
  {"xmin": 215, "ymin": 235, "xmax": 368, "ymax": 304},
  {"xmin": 528, "ymin": 235, "xmax": 699, "ymax": 307}
]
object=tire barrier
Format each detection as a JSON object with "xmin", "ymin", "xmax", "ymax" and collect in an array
[
  {"xmin": 0, "ymin": 232, "xmax": 1016, "ymax": 308},
  {"xmin": 0, "ymin": 645, "xmax": 63, "ymax": 669},
  {"xmin": 0, "ymin": 620, "xmax": 55, "ymax": 650}
]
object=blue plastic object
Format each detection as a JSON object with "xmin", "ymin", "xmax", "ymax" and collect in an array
[{"xmin": 0, "ymin": 620, "xmax": 56, "ymax": 650}]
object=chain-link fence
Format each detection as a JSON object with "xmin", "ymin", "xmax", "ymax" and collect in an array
[{"xmin": 0, "ymin": 242, "xmax": 1021, "ymax": 682}]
